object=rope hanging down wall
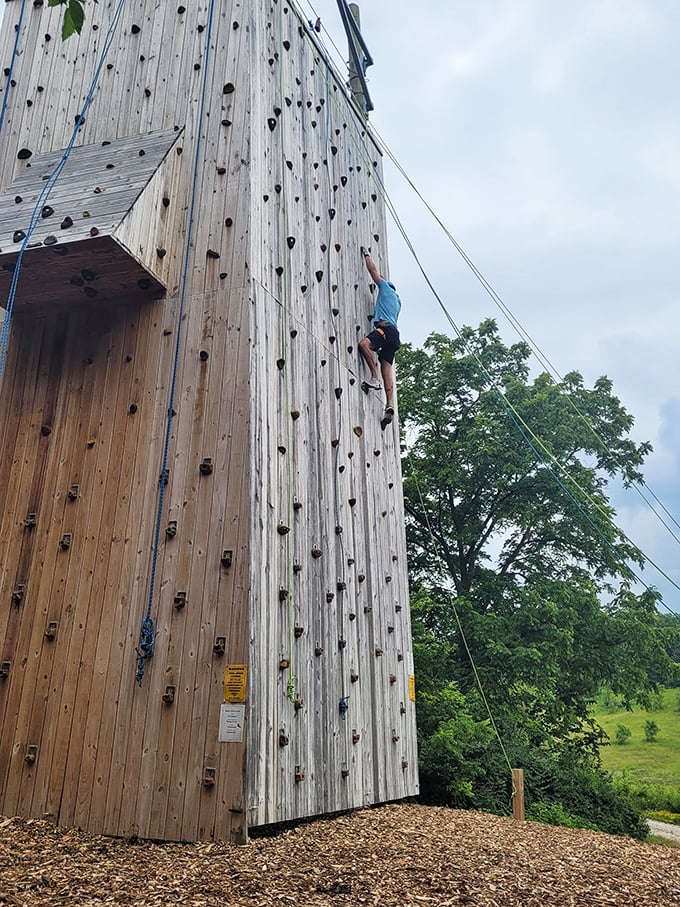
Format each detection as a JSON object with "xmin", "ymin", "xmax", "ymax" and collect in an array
[{"xmin": 135, "ymin": 0, "xmax": 218, "ymax": 686}]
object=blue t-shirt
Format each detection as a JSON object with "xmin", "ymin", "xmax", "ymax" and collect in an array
[{"xmin": 374, "ymin": 279, "xmax": 401, "ymax": 326}]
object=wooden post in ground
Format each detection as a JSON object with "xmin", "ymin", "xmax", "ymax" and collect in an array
[{"xmin": 512, "ymin": 768, "xmax": 525, "ymax": 821}]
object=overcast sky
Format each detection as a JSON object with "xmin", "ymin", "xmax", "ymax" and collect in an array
[
  {"xmin": 1, "ymin": 2, "xmax": 678, "ymax": 610},
  {"xmin": 301, "ymin": 0, "xmax": 680, "ymax": 611}
]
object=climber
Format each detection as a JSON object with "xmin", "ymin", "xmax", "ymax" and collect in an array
[{"xmin": 358, "ymin": 246, "xmax": 401, "ymax": 423}]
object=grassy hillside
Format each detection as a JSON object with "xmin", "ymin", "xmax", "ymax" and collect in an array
[{"xmin": 592, "ymin": 688, "xmax": 680, "ymax": 806}]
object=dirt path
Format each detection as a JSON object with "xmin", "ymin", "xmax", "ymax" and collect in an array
[{"xmin": 648, "ymin": 819, "xmax": 680, "ymax": 843}]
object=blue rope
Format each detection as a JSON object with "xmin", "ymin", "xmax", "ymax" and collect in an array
[
  {"xmin": 0, "ymin": 0, "xmax": 128, "ymax": 389},
  {"xmin": 135, "ymin": 0, "xmax": 218, "ymax": 686},
  {"xmin": 0, "ymin": 0, "xmax": 27, "ymax": 139}
]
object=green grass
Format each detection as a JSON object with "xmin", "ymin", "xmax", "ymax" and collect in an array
[{"xmin": 592, "ymin": 687, "xmax": 680, "ymax": 788}]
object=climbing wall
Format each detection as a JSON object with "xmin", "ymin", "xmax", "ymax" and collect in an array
[{"xmin": 0, "ymin": 0, "xmax": 418, "ymax": 842}]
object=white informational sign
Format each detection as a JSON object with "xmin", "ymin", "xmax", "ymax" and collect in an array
[{"xmin": 218, "ymin": 703, "xmax": 245, "ymax": 743}]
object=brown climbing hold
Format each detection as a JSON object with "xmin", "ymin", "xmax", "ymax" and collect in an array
[
  {"xmin": 311, "ymin": 547, "xmax": 322, "ymax": 558},
  {"xmin": 331, "ymin": 439, "xmax": 339, "ymax": 448},
  {"xmin": 89, "ymin": 227, "xmax": 99, "ymax": 237},
  {"xmin": 279, "ymin": 658, "xmax": 290, "ymax": 670}
]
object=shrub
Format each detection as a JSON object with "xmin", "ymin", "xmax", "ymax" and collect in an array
[
  {"xmin": 644, "ymin": 720, "xmax": 659, "ymax": 743},
  {"xmin": 614, "ymin": 724, "xmax": 631, "ymax": 745},
  {"xmin": 527, "ymin": 802, "xmax": 598, "ymax": 831}
]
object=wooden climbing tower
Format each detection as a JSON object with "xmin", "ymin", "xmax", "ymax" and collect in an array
[{"xmin": 0, "ymin": 0, "xmax": 418, "ymax": 843}]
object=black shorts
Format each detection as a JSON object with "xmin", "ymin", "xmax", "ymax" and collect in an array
[{"xmin": 367, "ymin": 320, "xmax": 401, "ymax": 365}]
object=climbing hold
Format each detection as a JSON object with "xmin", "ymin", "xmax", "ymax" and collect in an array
[
  {"xmin": 178, "ymin": 5, "xmax": 186, "ymax": 12},
  {"xmin": 293, "ymin": 561, "xmax": 302, "ymax": 573},
  {"xmin": 315, "ymin": 270, "xmax": 323, "ymax": 282},
  {"xmin": 223, "ymin": 82, "xmax": 235, "ymax": 94},
  {"xmin": 129, "ymin": 403, "xmax": 138, "ymax": 414},
  {"xmin": 290, "ymin": 410, "xmax": 300, "ymax": 420},
  {"xmin": 13, "ymin": 230, "xmax": 25, "ymax": 243},
  {"xmin": 300, "ymin": 285, "xmax": 307, "ymax": 293},
  {"xmin": 314, "ymin": 646, "xmax": 324, "ymax": 656},
  {"xmin": 375, "ymin": 647, "xmax": 384, "ymax": 657},
  {"xmin": 41, "ymin": 205, "xmax": 53, "ymax": 218},
  {"xmin": 283, "ymin": 39, "xmax": 290, "ymax": 50},
  {"xmin": 14, "ymin": 195, "xmax": 22, "ymax": 204},
  {"xmin": 276, "ymin": 358, "xmax": 285, "ymax": 370},
  {"xmin": 174, "ymin": 591, "xmax": 187, "ymax": 609},
  {"xmin": 352, "ymin": 730, "xmax": 360, "ymax": 743},
  {"xmin": 207, "ymin": 249, "xmax": 220, "ymax": 259},
  {"xmin": 131, "ymin": 24, "xmax": 141, "ymax": 34},
  {"xmin": 17, "ymin": 148, "xmax": 32, "ymax": 160},
  {"xmin": 213, "ymin": 637, "xmax": 226, "ymax": 656},
  {"xmin": 199, "ymin": 349, "xmax": 209, "ymax": 361},
  {"xmin": 221, "ymin": 119, "xmax": 232, "ymax": 127},
  {"xmin": 221, "ymin": 549, "xmax": 233, "ymax": 568},
  {"xmin": 294, "ymin": 699, "xmax": 304, "ymax": 711},
  {"xmin": 11, "ymin": 584, "xmax": 26, "ymax": 607},
  {"xmin": 225, "ymin": 217, "xmax": 233, "ymax": 227},
  {"xmin": 348, "ymin": 497, "xmax": 356, "ymax": 507},
  {"xmin": 335, "ymin": 525, "xmax": 343, "ymax": 535},
  {"xmin": 328, "ymin": 208, "xmax": 336, "ymax": 220},
  {"xmin": 89, "ymin": 227, "xmax": 99, "ymax": 237},
  {"xmin": 358, "ymin": 574, "xmax": 365, "ymax": 583},
  {"xmin": 286, "ymin": 236, "xmax": 295, "ymax": 249},
  {"xmin": 202, "ymin": 768, "xmax": 216, "ymax": 787},
  {"xmin": 286, "ymin": 160, "xmax": 293, "ymax": 170},
  {"xmin": 326, "ymin": 592, "xmax": 334, "ymax": 603},
  {"xmin": 267, "ymin": 118, "xmax": 277, "ymax": 131},
  {"xmin": 293, "ymin": 498, "xmax": 302, "ymax": 511},
  {"xmin": 334, "ymin": 387, "xmax": 342, "ymax": 399},
  {"xmin": 329, "ymin": 336, "xmax": 336, "ymax": 344},
  {"xmin": 331, "ymin": 439, "xmax": 339, "ymax": 447},
  {"xmin": 277, "ymin": 523, "xmax": 290, "ymax": 535},
  {"xmin": 279, "ymin": 732, "xmax": 289, "ymax": 747},
  {"xmin": 24, "ymin": 512, "xmax": 37, "ymax": 529},
  {"xmin": 340, "ymin": 176, "xmax": 347, "ymax": 186},
  {"xmin": 45, "ymin": 622, "xmax": 58, "ymax": 640},
  {"xmin": 67, "ymin": 484, "xmax": 79, "ymax": 501},
  {"xmin": 166, "ymin": 521, "xmax": 177, "ymax": 538},
  {"xmin": 0, "ymin": 662, "xmax": 10, "ymax": 680},
  {"xmin": 338, "ymin": 638, "xmax": 347, "ymax": 650},
  {"xmin": 290, "ymin": 329, "xmax": 297, "ymax": 338},
  {"xmin": 294, "ymin": 626, "xmax": 304, "ymax": 638},
  {"xmin": 162, "ymin": 197, "xmax": 170, "ymax": 208},
  {"xmin": 59, "ymin": 533, "xmax": 72, "ymax": 551},
  {"xmin": 332, "ymin": 307, "xmax": 339, "ymax": 316},
  {"xmin": 162, "ymin": 685, "xmax": 176, "ymax": 704},
  {"xmin": 60, "ymin": 216, "xmax": 73, "ymax": 229},
  {"xmin": 279, "ymin": 658, "xmax": 290, "ymax": 669},
  {"xmin": 157, "ymin": 248, "xmax": 166, "ymax": 258},
  {"xmin": 337, "ymin": 581, "xmax": 347, "ymax": 591},
  {"xmin": 311, "ymin": 547, "xmax": 322, "ymax": 558},
  {"xmin": 275, "ymin": 266, "xmax": 283, "ymax": 275},
  {"xmin": 199, "ymin": 457, "xmax": 213, "ymax": 475},
  {"xmin": 278, "ymin": 445, "xmax": 286, "ymax": 454},
  {"xmin": 84, "ymin": 287, "xmax": 97, "ymax": 298},
  {"xmin": 320, "ymin": 243, "xmax": 327, "ymax": 252}
]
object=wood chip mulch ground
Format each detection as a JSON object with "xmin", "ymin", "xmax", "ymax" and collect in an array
[{"xmin": 1, "ymin": 803, "xmax": 680, "ymax": 906}]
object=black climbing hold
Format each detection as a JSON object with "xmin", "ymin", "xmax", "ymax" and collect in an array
[
  {"xmin": 199, "ymin": 350, "xmax": 209, "ymax": 361},
  {"xmin": 220, "ymin": 273, "xmax": 227, "ymax": 279},
  {"xmin": 330, "ymin": 145, "xmax": 338, "ymax": 155},
  {"xmin": 207, "ymin": 249, "xmax": 220, "ymax": 259},
  {"xmin": 334, "ymin": 387, "xmax": 342, "ymax": 399},
  {"xmin": 328, "ymin": 208, "xmax": 336, "ymax": 220},
  {"xmin": 283, "ymin": 40, "xmax": 290, "ymax": 50},
  {"xmin": 340, "ymin": 176, "xmax": 347, "ymax": 186},
  {"xmin": 263, "ymin": 194, "xmax": 269, "ymax": 202},
  {"xmin": 223, "ymin": 82, "xmax": 235, "ymax": 94},
  {"xmin": 178, "ymin": 5, "xmax": 186, "ymax": 12},
  {"xmin": 60, "ymin": 216, "xmax": 73, "ymax": 229},
  {"xmin": 139, "ymin": 149, "xmax": 145, "ymax": 156},
  {"xmin": 70, "ymin": 276, "xmax": 84, "ymax": 287},
  {"xmin": 335, "ymin": 243, "xmax": 341, "ymax": 252},
  {"xmin": 329, "ymin": 336, "xmax": 336, "ymax": 344},
  {"xmin": 286, "ymin": 236, "xmax": 295, "ymax": 249},
  {"xmin": 233, "ymin": 20, "xmax": 239, "ymax": 29},
  {"xmin": 277, "ymin": 523, "xmax": 290, "ymax": 535},
  {"xmin": 52, "ymin": 245, "xmax": 68, "ymax": 256},
  {"xmin": 131, "ymin": 24, "xmax": 141, "ymax": 34},
  {"xmin": 106, "ymin": 163, "xmax": 115, "ymax": 169},
  {"xmin": 225, "ymin": 217, "xmax": 233, "ymax": 227},
  {"xmin": 276, "ymin": 358, "xmax": 285, "ymax": 370},
  {"xmin": 373, "ymin": 233, "xmax": 380, "ymax": 242},
  {"xmin": 290, "ymin": 329, "xmax": 297, "ymax": 338},
  {"xmin": 275, "ymin": 184, "xmax": 282, "ymax": 193},
  {"xmin": 129, "ymin": 403, "xmax": 138, "ymax": 414},
  {"xmin": 89, "ymin": 227, "xmax": 99, "ymax": 237},
  {"xmin": 301, "ymin": 285, "xmax": 307, "ymax": 293},
  {"xmin": 221, "ymin": 119, "xmax": 232, "ymax": 127},
  {"xmin": 278, "ymin": 445, "xmax": 286, "ymax": 454},
  {"xmin": 14, "ymin": 196, "xmax": 22, "ymax": 204},
  {"xmin": 138, "ymin": 278, "xmax": 152, "ymax": 290},
  {"xmin": 332, "ymin": 307, "xmax": 339, "ymax": 316},
  {"xmin": 13, "ymin": 230, "xmax": 25, "ymax": 243},
  {"xmin": 194, "ymin": 63, "xmax": 201, "ymax": 71},
  {"xmin": 84, "ymin": 286, "xmax": 97, "ymax": 298},
  {"xmin": 275, "ymin": 266, "xmax": 284, "ymax": 276},
  {"xmin": 216, "ymin": 166, "xmax": 226, "ymax": 174},
  {"xmin": 157, "ymin": 248, "xmax": 166, "ymax": 258},
  {"xmin": 81, "ymin": 269, "xmax": 95, "ymax": 281},
  {"xmin": 145, "ymin": 88, "xmax": 151, "ymax": 97},
  {"xmin": 320, "ymin": 244, "xmax": 327, "ymax": 252},
  {"xmin": 315, "ymin": 271, "xmax": 323, "ymax": 282},
  {"xmin": 286, "ymin": 160, "xmax": 293, "ymax": 170},
  {"xmin": 348, "ymin": 498, "xmax": 356, "ymax": 507},
  {"xmin": 17, "ymin": 148, "xmax": 32, "ymax": 160},
  {"xmin": 162, "ymin": 197, "xmax": 170, "ymax": 207},
  {"xmin": 74, "ymin": 115, "xmax": 85, "ymax": 126},
  {"xmin": 320, "ymin": 359, "xmax": 326, "ymax": 366}
]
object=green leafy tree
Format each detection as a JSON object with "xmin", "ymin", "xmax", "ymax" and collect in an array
[
  {"xmin": 614, "ymin": 724, "xmax": 632, "ymax": 745},
  {"xmin": 644, "ymin": 720, "xmax": 659, "ymax": 743},
  {"xmin": 399, "ymin": 322, "xmax": 678, "ymax": 833},
  {"xmin": 48, "ymin": 0, "xmax": 97, "ymax": 40}
]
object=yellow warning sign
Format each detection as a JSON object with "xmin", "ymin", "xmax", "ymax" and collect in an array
[
  {"xmin": 408, "ymin": 674, "xmax": 416, "ymax": 702},
  {"xmin": 224, "ymin": 664, "xmax": 248, "ymax": 702}
]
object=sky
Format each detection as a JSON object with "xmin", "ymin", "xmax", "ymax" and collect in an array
[
  {"xmin": 300, "ymin": 0, "xmax": 680, "ymax": 612},
  {"xmin": 1, "ymin": 2, "xmax": 679, "ymax": 610}
]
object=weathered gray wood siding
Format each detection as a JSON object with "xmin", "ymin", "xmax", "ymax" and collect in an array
[
  {"xmin": 246, "ymin": 2, "xmax": 417, "ymax": 827},
  {"xmin": 0, "ymin": 0, "xmax": 418, "ymax": 842}
]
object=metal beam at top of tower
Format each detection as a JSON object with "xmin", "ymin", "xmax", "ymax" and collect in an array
[{"xmin": 335, "ymin": 1, "xmax": 374, "ymax": 113}]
